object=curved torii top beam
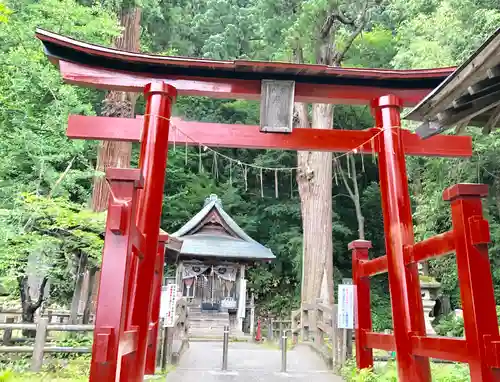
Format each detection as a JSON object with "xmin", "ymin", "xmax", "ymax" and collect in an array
[{"xmin": 35, "ymin": 28, "xmax": 455, "ymax": 106}]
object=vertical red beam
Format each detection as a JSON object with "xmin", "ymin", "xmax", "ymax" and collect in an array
[
  {"xmin": 145, "ymin": 235, "xmax": 167, "ymax": 375},
  {"xmin": 349, "ymin": 240, "xmax": 374, "ymax": 370},
  {"xmin": 372, "ymin": 95, "xmax": 431, "ymax": 382},
  {"xmin": 443, "ymin": 184, "xmax": 500, "ymax": 382},
  {"xmin": 130, "ymin": 82, "xmax": 176, "ymax": 381},
  {"xmin": 89, "ymin": 168, "xmax": 143, "ymax": 382}
]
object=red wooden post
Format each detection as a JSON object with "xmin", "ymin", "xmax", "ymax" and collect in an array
[
  {"xmin": 89, "ymin": 168, "xmax": 143, "ymax": 382},
  {"xmin": 372, "ymin": 95, "xmax": 431, "ymax": 382},
  {"xmin": 349, "ymin": 240, "xmax": 373, "ymax": 370},
  {"xmin": 443, "ymin": 184, "xmax": 500, "ymax": 382},
  {"xmin": 130, "ymin": 82, "xmax": 176, "ymax": 381},
  {"xmin": 145, "ymin": 233, "xmax": 168, "ymax": 375}
]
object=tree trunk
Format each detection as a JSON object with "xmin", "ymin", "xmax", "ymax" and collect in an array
[
  {"xmin": 354, "ymin": 200, "xmax": 365, "ymax": 240},
  {"xmin": 19, "ymin": 276, "xmax": 48, "ymax": 337},
  {"xmin": 83, "ymin": 267, "xmax": 97, "ymax": 324},
  {"xmin": 297, "ymin": 103, "xmax": 334, "ymax": 306},
  {"xmin": 90, "ymin": 7, "xmax": 141, "ymax": 212},
  {"xmin": 350, "ymin": 155, "xmax": 365, "ymax": 240},
  {"xmin": 70, "ymin": 253, "xmax": 88, "ymax": 324},
  {"xmin": 296, "ymin": 3, "xmax": 369, "ymax": 307}
]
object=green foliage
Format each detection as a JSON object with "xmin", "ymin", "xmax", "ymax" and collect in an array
[
  {"xmin": 0, "ymin": 0, "xmax": 119, "ymax": 206},
  {"xmin": 52, "ymin": 333, "xmax": 93, "ymax": 360},
  {"xmin": 341, "ymin": 360, "xmax": 471, "ymax": 382},
  {"xmin": 434, "ymin": 313, "xmax": 465, "ymax": 337},
  {"xmin": 2, "ymin": 358, "xmax": 90, "ymax": 381},
  {"xmin": 0, "ymin": 2, "xmax": 11, "ymax": 23},
  {"xmin": 435, "ymin": 307, "xmax": 500, "ymax": 337},
  {"xmin": 391, "ymin": 0, "xmax": 500, "ymax": 68},
  {"xmin": 0, "ymin": 194, "xmax": 104, "ymax": 303}
]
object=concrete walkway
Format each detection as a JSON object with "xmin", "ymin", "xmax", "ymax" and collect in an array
[{"xmin": 166, "ymin": 342, "xmax": 344, "ymax": 381}]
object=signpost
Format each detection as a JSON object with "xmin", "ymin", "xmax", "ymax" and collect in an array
[
  {"xmin": 337, "ymin": 282, "xmax": 355, "ymax": 365},
  {"xmin": 160, "ymin": 284, "xmax": 178, "ymax": 327},
  {"xmin": 338, "ymin": 284, "xmax": 354, "ymax": 330}
]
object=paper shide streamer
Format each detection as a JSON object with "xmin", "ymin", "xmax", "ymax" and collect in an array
[{"xmin": 167, "ymin": 122, "xmax": 391, "ymax": 198}]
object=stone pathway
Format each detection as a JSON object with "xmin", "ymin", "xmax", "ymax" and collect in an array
[{"xmin": 166, "ymin": 342, "xmax": 344, "ymax": 382}]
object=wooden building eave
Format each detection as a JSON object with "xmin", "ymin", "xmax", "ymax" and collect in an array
[{"xmin": 406, "ymin": 28, "xmax": 500, "ymax": 138}]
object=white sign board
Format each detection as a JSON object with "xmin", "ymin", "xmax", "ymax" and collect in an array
[
  {"xmin": 160, "ymin": 284, "xmax": 178, "ymax": 327},
  {"xmin": 337, "ymin": 284, "xmax": 354, "ymax": 329}
]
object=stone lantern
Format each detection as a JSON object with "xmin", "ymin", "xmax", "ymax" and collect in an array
[{"xmin": 418, "ymin": 264, "xmax": 441, "ymax": 335}]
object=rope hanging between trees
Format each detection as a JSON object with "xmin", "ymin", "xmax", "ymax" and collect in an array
[{"xmin": 139, "ymin": 114, "xmax": 401, "ymax": 198}]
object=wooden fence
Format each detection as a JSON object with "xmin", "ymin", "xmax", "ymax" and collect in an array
[
  {"xmin": 0, "ymin": 320, "xmax": 94, "ymax": 371},
  {"xmin": 0, "ymin": 307, "xmax": 94, "ymax": 324},
  {"xmin": 0, "ymin": 298, "xmax": 190, "ymax": 372},
  {"xmin": 292, "ymin": 301, "xmax": 352, "ymax": 370},
  {"xmin": 264, "ymin": 318, "xmax": 293, "ymax": 341}
]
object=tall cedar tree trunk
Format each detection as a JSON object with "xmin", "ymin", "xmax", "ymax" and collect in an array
[
  {"xmin": 86, "ymin": 7, "xmax": 142, "ymax": 319},
  {"xmin": 18, "ymin": 276, "xmax": 48, "ymax": 337},
  {"xmin": 91, "ymin": 7, "xmax": 141, "ymax": 212},
  {"xmin": 296, "ymin": 3, "xmax": 369, "ymax": 306}
]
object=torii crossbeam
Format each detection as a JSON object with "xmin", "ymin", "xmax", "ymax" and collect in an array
[
  {"xmin": 35, "ymin": 28, "xmax": 500, "ymax": 382},
  {"xmin": 67, "ymin": 115, "xmax": 472, "ymax": 157}
]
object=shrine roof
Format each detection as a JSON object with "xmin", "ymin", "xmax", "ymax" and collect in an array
[
  {"xmin": 175, "ymin": 233, "xmax": 273, "ymax": 261},
  {"xmin": 171, "ymin": 195, "xmax": 274, "ymax": 261},
  {"xmin": 35, "ymin": 28, "xmax": 454, "ymax": 95},
  {"xmin": 406, "ymin": 27, "xmax": 500, "ymax": 138}
]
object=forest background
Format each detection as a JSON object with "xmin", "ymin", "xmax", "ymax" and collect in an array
[{"xmin": 1, "ymin": 0, "xmax": 500, "ymax": 332}]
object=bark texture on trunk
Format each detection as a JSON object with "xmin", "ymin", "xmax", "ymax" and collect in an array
[
  {"xmin": 90, "ymin": 7, "xmax": 141, "ymax": 212},
  {"xmin": 297, "ymin": 103, "xmax": 334, "ymax": 306},
  {"xmin": 296, "ymin": 2, "xmax": 370, "ymax": 307}
]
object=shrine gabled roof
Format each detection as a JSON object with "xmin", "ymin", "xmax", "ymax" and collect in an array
[
  {"xmin": 35, "ymin": 28, "xmax": 454, "ymax": 96},
  {"xmin": 171, "ymin": 195, "xmax": 275, "ymax": 261},
  {"xmin": 406, "ymin": 27, "xmax": 500, "ymax": 138}
]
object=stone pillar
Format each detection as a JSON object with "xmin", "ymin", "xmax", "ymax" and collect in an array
[
  {"xmin": 250, "ymin": 293, "xmax": 255, "ymax": 338},
  {"xmin": 175, "ymin": 262, "xmax": 183, "ymax": 296},
  {"xmin": 237, "ymin": 265, "xmax": 246, "ymax": 332}
]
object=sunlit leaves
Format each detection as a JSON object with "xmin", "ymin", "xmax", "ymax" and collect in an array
[{"xmin": 0, "ymin": 2, "xmax": 11, "ymax": 23}]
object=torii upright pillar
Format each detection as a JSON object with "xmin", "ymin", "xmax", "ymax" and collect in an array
[
  {"xmin": 89, "ymin": 82, "xmax": 176, "ymax": 382},
  {"xmin": 372, "ymin": 95, "xmax": 431, "ymax": 382}
]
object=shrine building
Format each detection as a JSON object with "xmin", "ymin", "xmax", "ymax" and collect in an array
[{"xmin": 165, "ymin": 194, "xmax": 275, "ymax": 334}]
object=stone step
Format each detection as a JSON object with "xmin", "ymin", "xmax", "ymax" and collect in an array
[
  {"xmin": 189, "ymin": 324, "xmax": 239, "ymax": 330},
  {"xmin": 189, "ymin": 320, "xmax": 228, "ymax": 325},
  {"xmin": 189, "ymin": 325, "xmax": 228, "ymax": 330},
  {"xmin": 189, "ymin": 318, "xmax": 229, "ymax": 323},
  {"xmin": 189, "ymin": 317, "xmax": 229, "ymax": 322},
  {"xmin": 189, "ymin": 313, "xmax": 229, "ymax": 318},
  {"xmin": 188, "ymin": 310, "xmax": 229, "ymax": 316},
  {"xmin": 189, "ymin": 317, "xmax": 229, "ymax": 323}
]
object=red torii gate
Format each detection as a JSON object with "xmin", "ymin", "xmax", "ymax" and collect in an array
[{"xmin": 35, "ymin": 28, "xmax": 500, "ymax": 382}]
